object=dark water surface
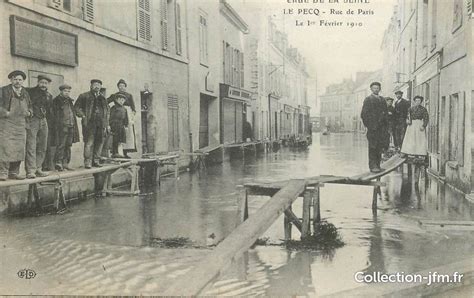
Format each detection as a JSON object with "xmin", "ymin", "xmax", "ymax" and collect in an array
[{"xmin": 1, "ymin": 133, "xmax": 473, "ymax": 296}]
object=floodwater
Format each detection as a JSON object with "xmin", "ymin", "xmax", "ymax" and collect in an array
[{"xmin": 0, "ymin": 133, "xmax": 473, "ymax": 296}]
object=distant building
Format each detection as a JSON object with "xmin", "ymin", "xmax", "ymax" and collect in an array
[
  {"xmin": 319, "ymin": 79, "xmax": 355, "ymax": 132},
  {"xmin": 239, "ymin": 4, "xmax": 311, "ymax": 141}
]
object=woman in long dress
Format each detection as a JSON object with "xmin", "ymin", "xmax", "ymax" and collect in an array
[{"xmin": 401, "ymin": 95, "xmax": 429, "ymax": 183}]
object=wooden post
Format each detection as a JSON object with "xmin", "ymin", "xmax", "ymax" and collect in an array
[
  {"xmin": 372, "ymin": 183, "xmax": 378, "ymax": 215},
  {"xmin": 236, "ymin": 186, "xmax": 248, "ymax": 227},
  {"xmin": 174, "ymin": 159, "xmax": 179, "ymax": 179},
  {"xmin": 312, "ymin": 186, "xmax": 321, "ymax": 232},
  {"xmin": 102, "ymin": 173, "xmax": 112, "ymax": 197},
  {"xmin": 130, "ymin": 165, "xmax": 140, "ymax": 194},
  {"xmin": 302, "ymin": 190, "xmax": 311, "ymax": 238},
  {"xmin": 284, "ymin": 205, "xmax": 293, "ymax": 241},
  {"xmin": 156, "ymin": 161, "xmax": 161, "ymax": 186}
]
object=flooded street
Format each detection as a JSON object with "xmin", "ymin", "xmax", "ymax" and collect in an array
[{"xmin": 1, "ymin": 133, "xmax": 473, "ymax": 296}]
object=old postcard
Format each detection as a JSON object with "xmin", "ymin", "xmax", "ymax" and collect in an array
[{"xmin": 0, "ymin": 0, "xmax": 473, "ymax": 296}]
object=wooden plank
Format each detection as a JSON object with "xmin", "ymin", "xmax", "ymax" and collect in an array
[
  {"xmin": 162, "ymin": 179, "xmax": 307, "ymax": 296},
  {"xmin": 106, "ymin": 190, "xmax": 140, "ymax": 196},
  {"xmin": 0, "ymin": 161, "xmax": 134, "ymax": 188},
  {"xmin": 419, "ymin": 220, "xmax": 474, "ymax": 226},
  {"xmin": 350, "ymin": 155, "xmax": 405, "ymax": 182}
]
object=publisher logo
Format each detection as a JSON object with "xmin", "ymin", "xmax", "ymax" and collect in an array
[{"xmin": 17, "ymin": 269, "xmax": 36, "ymax": 279}]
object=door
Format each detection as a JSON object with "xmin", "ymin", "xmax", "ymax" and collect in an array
[
  {"xmin": 141, "ymin": 91, "xmax": 151, "ymax": 153},
  {"xmin": 274, "ymin": 112, "xmax": 278, "ymax": 139},
  {"xmin": 168, "ymin": 95, "xmax": 179, "ymax": 151},
  {"xmin": 199, "ymin": 95, "xmax": 209, "ymax": 148},
  {"xmin": 223, "ymin": 99, "xmax": 236, "ymax": 144}
]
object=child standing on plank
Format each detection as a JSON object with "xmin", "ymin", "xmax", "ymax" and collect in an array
[{"xmin": 109, "ymin": 93, "xmax": 129, "ymax": 158}]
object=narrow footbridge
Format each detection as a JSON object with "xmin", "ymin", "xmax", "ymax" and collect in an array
[{"xmin": 162, "ymin": 155, "xmax": 407, "ymax": 296}]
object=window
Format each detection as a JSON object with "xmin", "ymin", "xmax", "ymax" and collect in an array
[
  {"xmin": 422, "ymin": 0, "xmax": 428, "ymax": 57},
  {"xmin": 63, "ymin": 0, "xmax": 72, "ymax": 12},
  {"xmin": 430, "ymin": 0, "xmax": 437, "ymax": 50},
  {"xmin": 175, "ymin": 2, "xmax": 182, "ymax": 55},
  {"xmin": 82, "ymin": 0, "xmax": 94, "ymax": 23},
  {"xmin": 167, "ymin": 95, "xmax": 179, "ymax": 151},
  {"xmin": 448, "ymin": 93, "xmax": 465, "ymax": 165},
  {"xmin": 137, "ymin": 0, "xmax": 152, "ymax": 42},
  {"xmin": 199, "ymin": 14, "xmax": 208, "ymax": 64},
  {"xmin": 161, "ymin": 0, "xmax": 169, "ymax": 50},
  {"xmin": 452, "ymin": 0, "xmax": 463, "ymax": 32},
  {"xmin": 240, "ymin": 52, "xmax": 244, "ymax": 88},
  {"xmin": 224, "ymin": 42, "xmax": 234, "ymax": 85}
]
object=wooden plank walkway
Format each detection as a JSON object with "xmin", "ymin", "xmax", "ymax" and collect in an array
[
  {"xmin": 162, "ymin": 154, "xmax": 408, "ymax": 295},
  {"xmin": 162, "ymin": 179, "xmax": 308, "ymax": 296},
  {"xmin": 0, "ymin": 153, "xmax": 181, "ymax": 212}
]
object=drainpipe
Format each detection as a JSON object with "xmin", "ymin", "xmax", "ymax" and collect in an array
[{"xmin": 268, "ymin": 93, "xmax": 272, "ymax": 140}]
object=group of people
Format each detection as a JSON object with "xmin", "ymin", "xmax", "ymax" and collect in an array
[
  {"xmin": 0, "ymin": 70, "xmax": 136, "ymax": 181},
  {"xmin": 361, "ymin": 82, "xmax": 429, "ymax": 173}
]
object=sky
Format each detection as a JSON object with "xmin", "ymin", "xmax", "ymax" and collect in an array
[{"xmin": 229, "ymin": 0, "xmax": 396, "ymax": 110}]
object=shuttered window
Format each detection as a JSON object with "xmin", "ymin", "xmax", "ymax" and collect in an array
[
  {"xmin": 82, "ymin": 0, "xmax": 94, "ymax": 23},
  {"xmin": 161, "ymin": 0, "xmax": 169, "ymax": 50},
  {"xmin": 137, "ymin": 0, "xmax": 151, "ymax": 42},
  {"xmin": 240, "ymin": 52, "xmax": 244, "ymax": 88},
  {"xmin": 175, "ymin": 2, "xmax": 182, "ymax": 55},
  {"xmin": 199, "ymin": 15, "xmax": 208, "ymax": 64},
  {"xmin": 167, "ymin": 95, "xmax": 179, "ymax": 151}
]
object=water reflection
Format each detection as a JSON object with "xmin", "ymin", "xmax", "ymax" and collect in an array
[{"xmin": 0, "ymin": 133, "xmax": 473, "ymax": 296}]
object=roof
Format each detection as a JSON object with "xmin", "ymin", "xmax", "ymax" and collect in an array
[{"xmin": 220, "ymin": 0, "xmax": 249, "ymax": 34}]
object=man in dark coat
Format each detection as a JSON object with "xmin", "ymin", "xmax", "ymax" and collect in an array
[
  {"xmin": 361, "ymin": 82, "xmax": 388, "ymax": 173},
  {"xmin": 74, "ymin": 79, "xmax": 110, "ymax": 169},
  {"xmin": 25, "ymin": 75, "xmax": 53, "ymax": 178},
  {"xmin": 0, "ymin": 71, "xmax": 32, "ymax": 180},
  {"xmin": 52, "ymin": 84, "xmax": 80, "ymax": 171},
  {"xmin": 393, "ymin": 90, "xmax": 410, "ymax": 150}
]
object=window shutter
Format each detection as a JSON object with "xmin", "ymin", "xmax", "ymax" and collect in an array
[
  {"xmin": 240, "ymin": 52, "xmax": 244, "ymax": 88},
  {"xmin": 137, "ymin": 0, "xmax": 151, "ymax": 41},
  {"xmin": 161, "ymin": 0, "xmax": 168, "ymax": 50},
  {"xmin": 83, "ymin": 0, "xmax": 94, "ymax": 23},
  {"xmin": 48, "ymin": 0, "xmax": 63, "ymax": 10},
  {"xmin": 175, "ymin": 2, "xmax": 182, "ymax": 55},
  {"xmin": 167, "ymin": 95, "xmax": 179, "ymax": 151}
]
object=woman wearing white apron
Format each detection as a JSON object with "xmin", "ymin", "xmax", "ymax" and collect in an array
[{"xmin": 401, "ymin": 95, "xmax": 429, "ymax": 183}]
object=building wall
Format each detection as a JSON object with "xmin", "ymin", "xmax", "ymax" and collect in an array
[
  {"xmin": 381, "ymin": 0, "xmax": 474, "ymax": 193},
  {"xmin": 0, "ymin": 0, "xmax": 190, "ymax": 169},
  {"xmin": 186, "ymin": 0, "xmax": 221, "ymax": 150}
]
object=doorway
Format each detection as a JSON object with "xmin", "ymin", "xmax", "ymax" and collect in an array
[{"xmin": 199, "ymin": 94, "xmax": 209, "ymax": 149}]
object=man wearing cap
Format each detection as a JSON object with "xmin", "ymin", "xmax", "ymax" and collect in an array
[
  {"xmin": 74, "ymin": 79, "xmax": 110, "ymax": 169},
  {"xmin": 25, "ymin": 74, "xmax": 53, "ymax": 178},
  {"xmin": 108, "ymin": 79, "xmax": 136, "ymax": 158},
  {"xmin": 0, "ymin": 71, "xmax": 32, "ymax": 180},
  {"xmin": 51, "ymin": 84, "xmax": 80, "ymax": 171},
  {"xmin": 361, "ymin": 82, "xmax": 388, "ymax": 173},
  {"xmin": 393, "ymin": 90, "xmax": 410, "ymax": 150}
]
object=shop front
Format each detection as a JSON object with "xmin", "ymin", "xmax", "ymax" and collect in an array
[{"xmin": 220, "ymin": 84, "xmax": 251, "ymax": 144}]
